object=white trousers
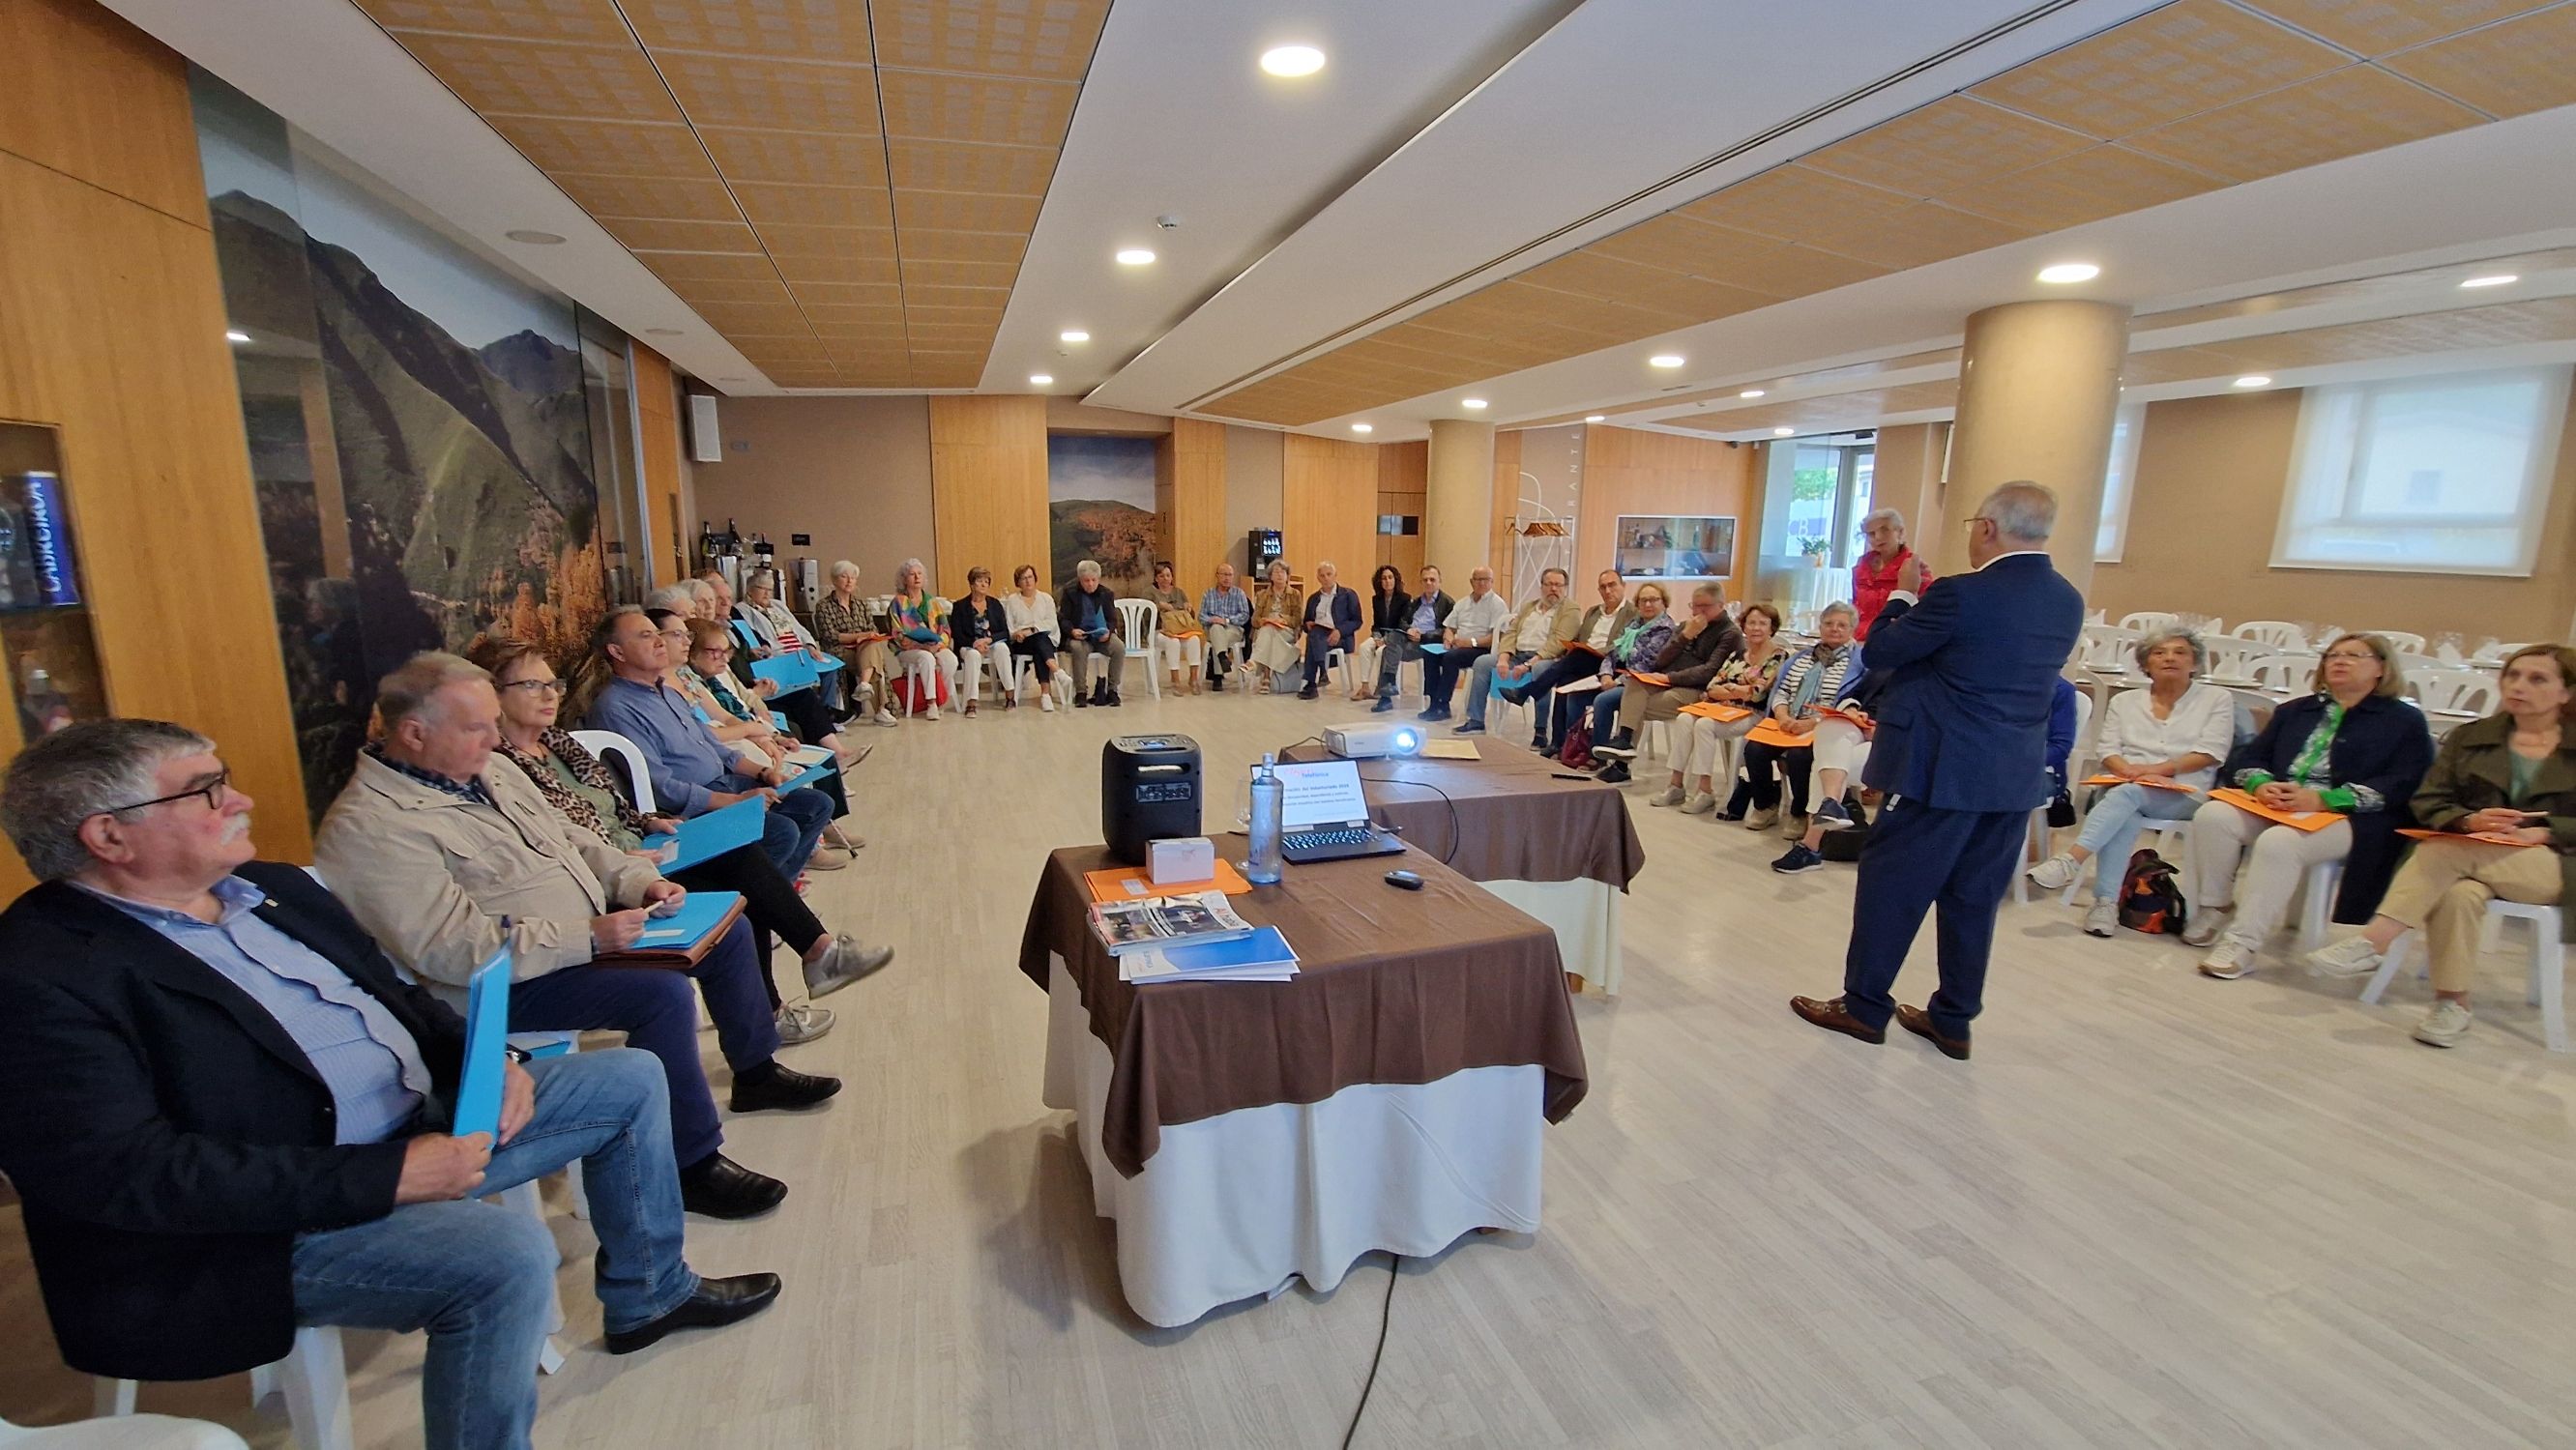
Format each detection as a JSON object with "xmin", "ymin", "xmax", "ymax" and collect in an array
[
  {"xmin": 2187, "ymin": 798, "xmax": 2356, "ymax": 947},
  {"xmin": 1673, "ymin": 712, "xmax": 1757, "ymax": 781},
  {"xmin": 1156, "ymin": 634, "xmax": 1205, "ymax": 673},
  {"xmin": 1808, "ymin": 717, "xmax": 1871, "ymax": 794},
  {"xmin": 903, "ymin": 646, "xmax": 960, "ymax": 703},
  {"xmin": 956, "ymin": 642, "xmax": 1010, "ymax": 698}
]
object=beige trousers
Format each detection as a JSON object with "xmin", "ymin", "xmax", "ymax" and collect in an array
[
  {"xmin": 2188, "ymin": 799, "xmax": 2355, "ymax": 950},
  {"xmin": 1618, "ymin": 684, "xmax": 1699, "ymax": 732},
  {"xmin": 2375, "ymin": 838, "xmax": 2563, "ymax": 994},
  {"xmin": 1674, "ymin": 712, "xmax": 1757, "ymax": 781}
]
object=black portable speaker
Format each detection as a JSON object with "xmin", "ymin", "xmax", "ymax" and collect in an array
[{"xmin": 1101, "ymin": 735, "xmax": 1202, "ymax": 865}]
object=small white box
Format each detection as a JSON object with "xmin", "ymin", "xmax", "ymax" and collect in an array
[{"xmin": 1149, "ymin": 836, "xmax": 1216, "ymax": 886}]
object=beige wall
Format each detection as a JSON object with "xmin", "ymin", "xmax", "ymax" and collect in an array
[
  {"xmin": 1577, "ymin": 425, "xmax": 1761, "ymax": 594},
  {"xmin": 2092, "ymin": 384, "xmax": 2576, "ymax": 645},
  {"xmin": 687, "ymin": 394, "xmax": 936, "ymax": 594},
  {"xmin": 1224, "ymin": 423, "xmax": 1284, "ymax": 575}
]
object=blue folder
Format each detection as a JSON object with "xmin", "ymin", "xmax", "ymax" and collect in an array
[
  {"xmin": 636, "ymin": 797, "xmax": 766, "ymax": 871},
  {"xmin": 452, "ymin": 945, "xmax": 514, "ymax": 1143},
  {"xmin": 749, "ymin": 653, "xmax": 820, "ymax": 692},
  {"xmin": 1416, "ymin": 642, "xmax": 1449, "ymax": 655},
  {"xmin": 630, "ymin": 890, "xmax": 745, "ymax": 952},
  {"xmin": 781, "ymin": 759, "xmax": 835, "ymax": 793}
]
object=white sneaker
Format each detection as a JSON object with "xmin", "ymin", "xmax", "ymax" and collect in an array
[
  {"xmin": 2025, "ymin": 854, "xmax": 2079, "ymax": 892},
  {"xmin": 1648, "ymin": 785, "xmax": 1685, "ymax": 807},
  {"xmin": 2197, "ymin": 940, "xmax": 2256, "ymax": 979},
  {"xmin": 1679, "ymin": 792, "xmax": 1716, "ymax": 815},
  {"xmin": 1039, "ymin": 692, "xmax": 1056, "ymax": 712},
  {"xmin": 2304, "ymin": 936, "xmax": 2386, "ymax": 979},
  {"xmin": 2180, "ymin": 910, "xmax": 2227, "ymax": 948},
  {"xmin": 1744, "ymin": 806, "xmax": 1779, "ymax": 831},
  {"xmin": 874, "ymin": 708, "xmax": 898, "ymax": 727},
  {"xmin": 2413, "ymin": 1000, "xmax": 2473, "ymax": 1048},
  {"xmin": 924, "ymin": 706, "xmax": 940, "ymax": 721},
  {"xmin": 2083, "ymin": 901, "xmax": 2118, "ymax": 938}
]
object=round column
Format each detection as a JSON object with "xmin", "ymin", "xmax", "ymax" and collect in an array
[
  {"xmin": 1940, "ymin": 300, "xmax": 2129, "ymax": 592},
  {"xmin": 1424, "ymin": 419, "xmax": 1496, "ymax": 584}
]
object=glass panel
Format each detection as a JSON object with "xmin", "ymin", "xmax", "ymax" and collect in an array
[
  {"xmin": 0, "ymin": 424, "xmax": 109, "ymax": 737},
  {"xmin": 1784, "ymin": 445, "xmax": 1839, "ymax": 562}
]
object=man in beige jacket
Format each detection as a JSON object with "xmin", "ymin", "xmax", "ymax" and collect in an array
[
  {"xmin": 1456, "ymin": 566, "xmax": 1582, "ymax": 736},
  {"xmin": 317, "ymin": 652, "xmax": 834, "ymax": 1222}
]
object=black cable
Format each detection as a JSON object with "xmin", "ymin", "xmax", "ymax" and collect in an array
[
  {"xmin": 1341, "ymin": 1253, "xmax": 1400, "ymax": 1450},
  {"xmin": 1357, "ymin": 773, "xmax": 1462, "ymax": 865}
]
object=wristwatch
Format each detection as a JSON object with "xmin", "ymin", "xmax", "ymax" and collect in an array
[{"xmin": 503, "ymin": 1045, "xmax": 533, "ymax": 1066}]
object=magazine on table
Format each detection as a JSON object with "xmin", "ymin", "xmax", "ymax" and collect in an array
[
  {"xmin": 1121, "ymin": 925, "xmax": 1302, "ymax": 984},
  {"xmin": 1088, "ymin": 889, "xmax": 1255, "ymax": 956}
]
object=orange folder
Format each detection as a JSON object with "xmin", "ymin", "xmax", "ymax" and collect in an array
[
  {"xmin": 2208, "ymin": 786, "xmax": 2344, "ymax": 833},
  {"xmin": 1820, "ymin": 707, "xmax": 1875, "ymax": 733},
  {"xmin": 1625, "ymin": 670, "xmax": 1672, "ymax": 687},
  {"xmin": 2398, "ymin": 827, "xmax": 2541, "ymax": 848},
  {"xmin": 1745, "ymin": 718, "xmax": 1809, "ymax": 749},
  {"xmin": 1083, "ymin": 857, "xmax": 1254, "ymax": 904},
  {"xmin": 1679, "ymin": 701, "xmax": 1752, "ymax": 723},
  {"xmin": 2082, "ymin": 774, "xmax": 2194, "ymax": 792}
]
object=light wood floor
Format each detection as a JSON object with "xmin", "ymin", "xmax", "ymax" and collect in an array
[{"xmin": 6, "ymin": 680, "xmax": 2574, "ymax": 1448}]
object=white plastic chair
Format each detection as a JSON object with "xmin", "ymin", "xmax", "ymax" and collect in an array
[
  {"xmin": 2248, "ymin": 652, "xmax": 2318, "ymax": 694},
  {"xmin": 2014, "ymin": 690, "xmax": 2093, "ymax": 904},
  {"xmin": 5, "ymin": 1413, "xmax": 249, "ymax": 1449},
  {"xmin": 2361, "ymin": 629, "xmax": 2427, "ymax": 653},
  {"xmin": 2393, "ymin": 651, "xmax": 2442, "ymax": 681},
  {"xmin": 101, "ymin": 1326, "xmax": 349, "ymax": 1450},
  {"xmin": 2199, "ymin": 636, "xmax": 2273, "ymax": 682},
  {"xmin": 570, "ymin": 730, "xmax": 658, "ymax": 813},
  {"xmin": 2413, "ymin": 668, "xmax": 2501, "ymax": 716},
  {"xmin": 2232, "ymin": 621, "xmax": 2309, "ymax": 651},
  {"xmin": 2296, "ymin": 858, "xmax": 2343, "ymax": 953},
  {"xmin": 2359, "ymin": 903, "xmax": 2565, "ymax": 1053},
  {"xmin": 2074, "ymin": 624, "xmax": 2141, "ymax": 674},
  {"xmin": 1114, "ymin": 597, "xmax": 1160, "ymax": 699},
  {"xmin": 2116, "ymin": 611, "xmax": 2180, "ymax": 634}
]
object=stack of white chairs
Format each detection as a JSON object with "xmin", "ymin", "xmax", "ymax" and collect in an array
[
  {"xmin": 2116, "ymin": 611, "xmax": 2181, "ymax": 634},
  {"xmin": 2231, "ymin": 620, "xmax": 2312, "ymax": 651},
  {"xmin": 2247, "ymin": 652, "xmax": 2318, "ymax": 694},
  {"xmin": 2072, "ymin": 624, "xmax": 2142, "ymax": 676},
  {"xmin": 2362, "ymin": 629, "xmax": 2428, "ymax": 653},
  {"xmin": 2412, "ymin": 668, "xmax": 2501, "ymax": 717},
  {"xmin": 2199, "ymin": 634, "xmax": 2273, "ymax": 682}
]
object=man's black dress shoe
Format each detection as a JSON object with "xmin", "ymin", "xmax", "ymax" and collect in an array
[
  {"xmin": 604, "ymin": 1272, "xmax": 782, "ymax": 1354},
  {"xmin": 728, "ymin": 1063, "xmax": 841, "ymax": 1113},
  {"xmin": 676, "ymin": 1153, "xmax": 787, "ymax": 1220}
]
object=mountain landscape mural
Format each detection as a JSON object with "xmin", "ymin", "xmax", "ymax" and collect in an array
[{"xmin": 1047, "ymin": 435, "xmax": 1162, "ymax": 597}]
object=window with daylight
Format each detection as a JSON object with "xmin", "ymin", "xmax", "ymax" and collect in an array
[
  {"xmin": 2093, "ymin": 402, "xmax": 2143, "ymax": 563},
  {"xmin": 2272, "ymin": 365, "xmax": 2568, "ymax": 575}
]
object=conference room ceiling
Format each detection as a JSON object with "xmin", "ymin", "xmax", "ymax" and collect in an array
[{"xmin": 102, "ymin": 0, "xmax": 2576, "ymax": 439}]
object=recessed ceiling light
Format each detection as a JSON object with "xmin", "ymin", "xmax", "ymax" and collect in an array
[
  {"xmin": 1461, "ymin": 397, "xmax": 1488, "ymax": 410},
  {"xmin": 1773, "ymin": 426, "xmax": 1796, "ymax": 437},
  {"xmin": 1584, "ymin": 415, "xmax": 1605, "ymax": 423},
  {"xmin": 1029, "ymin": 374, "xmax": 1054, "ymax": 386},
  {"xmin": 504, "ymin": 229, "xmax": 565, "ymax": 245},
  {"xmin": 224, "ymin": 329, "xmax": 251, "ymax": 344},
  {"xmin": 2036, "ymin": 262, "xmax": 2100, "ymax": 284},
  {"xmin": 2234, "ymin": 375, "xmax": 2271, "ymax": 389},
  {"xmin": 1260, "ymin": 44, "xmax": 1326, "ymax": 77},
  {"xmin": 1115, "ymin": 247, "xmax": 1156, "ymax": 266},
  {"xmin": 1059, "ymin": 330, "xmax": 1091, "ymax": 343},
  {"xmin": 645, "ymin": 327, "xmax": 682, "ymax": 336},
  {"xmin": 1648, "ymin": 354, "xmax": 1685, "ymax": 368},
  {"xmin": 2460, "ymin": 274, "xmax": 2518, "ymax": 289},
  {"xmin": 1350, "ymin": 422, "xmax": 1373, "ymax": 434},
  {"xmin": 1739, "ymin": 388, "xmax": 1766, "ymax": 398}
]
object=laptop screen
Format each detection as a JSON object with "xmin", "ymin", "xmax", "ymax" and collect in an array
[{"xmin": 1275, "ymin": 759, "xmax": 1372, "ymax": 829}]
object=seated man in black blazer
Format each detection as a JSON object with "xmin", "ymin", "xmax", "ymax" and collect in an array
[{"xmin": 0, "ymin": 719, "xmax": 781, "ymax": 1449}]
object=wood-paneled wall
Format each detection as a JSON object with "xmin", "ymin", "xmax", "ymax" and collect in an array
[
  {"xmin": 1373, "ymin": 440, "xmax": 1426, "ymax": 578},
  {"xmin": 1281, "ymin": 434, "xmax": 1378, "ymax": 594},
  {"xmin": 1576, "ymin": 425, "xmax": 1760, "ymax": 595},
  {"xmin": 632, "ymin": 342, "xmax": 688, "ymax": 585},
  {"xmin": 1155, "ymin": 416, "xmax": 1227, "ymax": 590},
  {"xmin": 1490, "ymin": 429, "xmax": 1522, "ymax": 591},
  {"xmin": 928, "ymin": 393, "xmax": 1047, "ymax": 597},
  {"xmin": 0, "ymin": 0, "xmax": 307, "ymax": 895}
]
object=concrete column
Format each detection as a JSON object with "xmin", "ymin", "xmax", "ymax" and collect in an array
[
  {"xmin": 1424, "ymin": 419, "xmax": 1496, "ymax": 584},
  {"xmin": 1940, "ymin": 300, "xmax": 2129, "ymax": 592}
]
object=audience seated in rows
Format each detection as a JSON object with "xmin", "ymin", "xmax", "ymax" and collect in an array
[
  {"xmin": 2026, "ymin": 628, "xmax": 2237, "ymax": 933},
  {"xmin": 1247, "ymin": 561, "xmax": 1303, "ymax": 692},
  {"xmin": 1297, "ymin": 560, "xmax": 1362, "ymax": 702},
  {"xmin": 950, "ymin": 566, "xmax": 1013, "ymax": 715},
  {"xmin": 0, "ymin": 720, "xmax": 780, "ymax": 1446},
  {"xmin": 887, "ymin": 558, "xmax": 958, "ymax": 719},
  {"xmin": 659, "ymin": 612, "xmax": 860, "ymax": 858},
  {"xmin": 1199, "ymin": 564, "xmax": 1251, "ymax": 690},
  {"xmin": 2182, "ymin": 633, "xmax": 2436, "ymax": 980},
  {"xmin": 316, "ymin": 652, "xmax": 843, "ymax": 1224},
  {"xmin": 467, "ymin": 635, "xmax": 892, "ymax": 1046},
  {"xmin": 1148, "ymin": 560, "xmax": 1207, "ymax": 697},
  {"xmin": 1727, "ymin": 600, "xmax": 1864, "ymax": 835},
  {"xmin": 1460, "ymin": 566, "xmax": 1579, "ymax": 737},
  {"xmin": 812, "ymin": 560, "xmax": 898, "ymax": 725},
  {"xmin": 1556, "ymin": 582, "xmax": 1675, "ymax": 758},
  {"xmin": 1004, "ymin": 564, "xmax": 1063, "ymax": 712},
  {"xmin": 1059, "ymin": 559, "xmax": 1127, "ymax": 707},
  {"xmin": 2303, "ymin": 644, "xmax": 2575, "ymax": 1046},
  {"xmin": 1654, "ymin": 602, "xmax": 1789, "ymax": 810},
  {"xmin": 715, "ymin": 568, "xmax": 843, "ymax": 744},
  {"xmin": 1593, "ymin": 582, "xmax": 1743, "ymax": 781},
  {"xmin": 1512, "ymin": 570, "xmax": 1632, "ymax": 755}
]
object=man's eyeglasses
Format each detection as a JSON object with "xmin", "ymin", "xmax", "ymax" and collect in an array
[
  {"xmin": 95, "ymin": 769, "xmax": 228, "ymax": 818},
  {"xmin": 500, "ymin": 680, "xmax": 569, "ymax": 698}
]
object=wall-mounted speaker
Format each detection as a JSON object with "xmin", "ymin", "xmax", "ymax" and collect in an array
[{"xmin": 688, "ymin": 393, "xmax": 722, "ymax": 463}]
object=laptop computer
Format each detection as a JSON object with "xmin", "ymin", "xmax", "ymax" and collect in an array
[{"xmin": 1276, "ymin": 758, "xmax": 1407, "ymax": 863}]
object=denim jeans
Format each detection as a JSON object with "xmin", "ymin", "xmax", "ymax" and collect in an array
[
  {"xmin": 507, "ymin": 918, "xmax": 777, "ymax": 1167},
  {"xmin": 1422, "ymin": 645, "xmax": 1485, "ymax": 710},
  {"xmin": 1518, "ymin": 655, "xmax": 1595, "ymax": 746},
  {"xmin": 1587, "ymin": 683, "xmax": 1628, "ymax": 741},
  {"xmin": 290, "ymin": 1050, "xmax": 697, "ymax": 1450},
  {"xmin": 2073, "ymin": 783, "xmax": 2204, "ymax": 899},
  {"xmin": 717, "ymin": 773, "xmax": 832, "ymax": 878},
  {"xmin": 1463, "ymin": 651, "xmax": 1535, "ymax": 728}
]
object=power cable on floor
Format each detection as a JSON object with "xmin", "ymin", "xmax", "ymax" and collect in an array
[{"xmin": 1340, "ymin": 1253, "xmax": 1400, "ymax": 1450}]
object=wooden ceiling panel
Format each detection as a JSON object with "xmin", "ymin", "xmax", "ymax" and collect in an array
[
  {"xmin": 790, "ymin": 281, "xmax": 905, "ymax": 308},
  {"xmin": 2122, "ymin": 64, "xmax": 2484, "ymax": 183},
  {"xmin": 876, "ymin": 71, "xmax": 1078, "ymax": 145},
  {"xmin": 1800, "ymin": 95, "xmax": 2096, "ymax": 197},
  {"xmin": 754, "ymin": 223, "xmax": 898, "ymax": 260},
  {"xmin": 622, "ymin": 1, "xmax": 874, "ymax": 63},
  {"xmin": 893, "ymin": 188, "xmax": 1045, "ymax": 233},
  {"xmin": 549, "ymin": 171, "xmax": 739, "ymax": 221},
  {"xmin": 1676, "ymin": 164, "xmax": 1915, "ymax": 243},
  {"xmin": 731, "ymin": 182, "xmax": 896, "ymax": 229},
  {"xmin": 692, "ymin": 302, "xmax": 813, "ymax": 334},
  {"xmin": 666, "ymin": 276, "xmax": 796, "ymax": 308},
  {"xmin": 657, "ymin": 52, "xmax": 882, "ymax": 132},
  {"xmin": 1939, "ymin": 145, "xmax": 2223, "ymax": 233},
  {"xmin": 1724, "ymin": 245, "xmax": 1892, "ymax": 299},
  {"xmin": 597, "ymin": 216, "xmax": 761, "ymax": 251},
  {"xmin": 352, "ymin": 0, "xmax": 628, "ymax": 44},
  {"xmin": 2379, "ymin": 3, "xmax": 2576, "ymax": 117},
  {"xmin": 898, "ymin": 257, "xmax": 1021, "ymax": 289},
  {"xmin": 886, "ymin": 138, "xmax": 1061, "ymax": 194},
  {"xmin": 1803, "ymin": 202, "xmax": 2032, "ymax": 271},
  {"xmin": 2241, "ymin": 0, "xmax": 2561, "ymax": 56},
  {"xmin": 696, "ymin": 127, "xmax": 889, "ymax": 187},
  {"xmin": 636, "ymin": 249, "xmax": 780, "ymax": 282},
  {"xmin": 902, "ymin": 283, "xmax": 1012, "ymax": 312},
  {"xmin": 770, "ymin": 250, "xmax": 903, "ymax": 285},
  {"xmin": 868, "ymin": 0, "xmax": 1113, "ymax": 81},
  {"xmin": 1967, "ymin": 0, "xmax": 2348, "ymax": 138},
  {"xmin": 804, "ymin": 299, "xmax": 909, "ymax": 324},
  {"xmin": 1585, "ymin": 215, "xmax": 1784, "ymax": 278},
  {"xmin": 386, "ymin": 33, "xmax": 681, "ymax": 122},
  {"xmin": 484, "ymin": 116, "xmax": 708, "ymax": 177},
  {"xmin": 1512, "ymin": 251, "xmax": 1775, "ymax": 324},
  {"xmin": 734, "ymin": 336, "xmax": 833, "ymax": 362},
  {"xmin": 895, "ymin": 229, "xmax": 1029, "ymax": 265}
]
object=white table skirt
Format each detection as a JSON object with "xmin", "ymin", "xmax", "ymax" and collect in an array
[
  {"xmin": 1044, "ymin": 957, "xmax": 1545, "ymax": 1328},
  {"xmin": 1481, "ymin": 877, "xmax": 1622, "ymax": 997}
]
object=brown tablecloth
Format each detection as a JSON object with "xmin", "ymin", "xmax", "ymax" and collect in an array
[
  {"xmin": 1018, "ymin": 841, "xmax": 1587, "ymax": 1178},
  {"xmin": 1280, "ymin": 740, "xmax": 1645, "ymax": 890}
]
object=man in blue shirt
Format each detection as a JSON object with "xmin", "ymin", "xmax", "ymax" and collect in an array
[{"xmin": 0, "ymin": 719, "xmax": 781, "ymax": 1446}]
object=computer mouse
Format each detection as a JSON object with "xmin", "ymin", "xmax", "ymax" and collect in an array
[{"xmin": 1385, "ymin": 869, "xmax": 1424, "ymax": 890}]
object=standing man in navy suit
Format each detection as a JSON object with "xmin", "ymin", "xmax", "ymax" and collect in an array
[{"xmin": 1793, "ymin": 481, "xmax": 2086, "ymax": 1059}]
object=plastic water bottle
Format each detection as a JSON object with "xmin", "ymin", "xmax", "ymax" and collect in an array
[{"xmin": 1245, "ymin": 753, "xmax": 1284, "ymax": 884}]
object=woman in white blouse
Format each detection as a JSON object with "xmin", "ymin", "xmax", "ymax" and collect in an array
[
  {"xmin": 1002, "ymin": 564, "xmax": 1062, "ymax": 713},
  {"xmin": 2027, "ymin": 629, "xmax": 2237, "ymax": 936}
]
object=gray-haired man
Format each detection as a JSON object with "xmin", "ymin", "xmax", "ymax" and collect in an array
[{"xmin": 1057, "ymin": 559, "xmax": 1125, "ymax": 707}]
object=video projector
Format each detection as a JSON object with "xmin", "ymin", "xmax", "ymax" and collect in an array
[{"xmin": 1323, "ymin": 720, "xmax": 1427, "ymax": 760}]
